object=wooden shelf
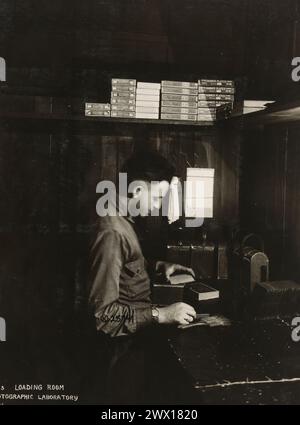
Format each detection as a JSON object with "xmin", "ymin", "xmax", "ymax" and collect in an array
[
  {"xmin": 0, "ymin": 112, "xmax": 214, "ymax": 126},
  {"xmin": 229, "ymin": 99, "xmax": 300, "ymax": 126},
  {"xmin": 0, "ymin": 112, "xmax": 217, "ymax": 133}
]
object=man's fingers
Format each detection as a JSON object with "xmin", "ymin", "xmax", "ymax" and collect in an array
[
  {"xmin": 180, "ymin": 314, "xmax": 195, "ymax": 324},
  {"xmin": 176, "ymin": 265, "xmax": 196, "ymax": 277},
  {"xmin": 183, "ymin": 315, "xmax": 194, "ymax": 323},
  {"xmin": 185, "ymin": 267, "xmax": 196, "ymax": 277},
  {"xmin": 165, "ymin": 271, "xmax": 172, "ymax": 280},
  {"xmin": 186, "ymin": 309, "xmax": 196, "ymax": 319},
  {"xmin": 181, "ymin": 303, "xmax": 196, "ymax": 317}
]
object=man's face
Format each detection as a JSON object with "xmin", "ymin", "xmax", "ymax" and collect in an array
[{"xmin": 129, "ymin": 180, "xmax": 170, "ymax": 216}]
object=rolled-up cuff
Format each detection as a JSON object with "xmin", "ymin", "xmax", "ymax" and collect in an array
[{"xmin": 135, "ymin": 306, "xmax": 152, "ymax": 331}]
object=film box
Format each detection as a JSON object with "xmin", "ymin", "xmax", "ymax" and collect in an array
[
  {"xmin": 198, "ymin": 100, "xmax": 216, "ymax": 107},
  {"xmin": 198, "ymin": 108, "xmax": 216, "ymax": 115},
  {"xmin": 197, "ymin": 116, "xmax": 216, "ymax": 121},
  {"xmin": 161, "ymin": 80, "xmax": 198, "ymax": 89},
  {"xmin": 198, "ymin": 94, "xmax": 234, "ymax": 101},
  {"xmin": 198, "ymin": 86, "xmax": 217, "ymax": 94},
  {"xmin": 216, "ymin": 80, "xmax": 234, "ymax": 87},
  {"xmin": 162, "ymin": 94, "xmax": 198, "ymax": 102},
  {"xmin": 135, "ymin": 112, "xmax": 159, "ymax": 119},
  {"xmin": 111, "ymin": 104, "xmax": 135, "ymax": 112},
  {"xmin": 161, "ymin": 86, "xmax": 198, "ymax": 96},
  {"xmin": 111, "ymin": 98, "xmax": 136, "ymax": 105},
  {"xmin": 136, "ymin": 88, "xmax": 160, "ymax": 97},
  {"xmin": 111, "ymin": 111, "xmax": 135, "ymax": 118},
  {"xmin": 198, "ymin": 79, "xmax": 217, "ymax": 87},
  {"xmin": 198, "ymin": 106, "xmax": 216, "ymax": 112},
  {"xmin": 161, "ymin": 100, "xmax": 198, "ymax": 108},
  {"xmin": 112, "ymin": 85, "xmax": 136, "ymax": 93},
  {"xmin": 85, "ymin": 110, "xmax": 111, "ymax": 117},
  {"xmin": 197, "ymin": 113, "xmax": 216, "ymax": 119},
  {"xmin": 136, "ymin": 100, "xmax": 160, "ymax": 107},
  {"xmin": 85, "ymin": 103, "xmax": 110, "ymax": 110},
  {"xmin": 161, "ymin": 113, "xmax": 197, "ymax": 121},
  {"xmin": 215, "ymin": 94, "xmax": 234, "ymax": 101},
  {"xmin": 198, "ymin": 93, "xmax": 218, "ymax": 101},
  {"xmin": 136, "ymin": 106, "xmax": 159, "ymax": 113},
  {"xmin": 216, "ymin": 101, "xmax": 233, "ymax": 107},
  {"xmin": 137, "ymin": 82, "xmax": 161, "ymax": 90},
  {"xmin": 111, "ymin": 92, "xmax": 136, "ymax": 99},
  {"xmin": 136, "ymin": 95, "xmax": 160, "ymax": 102},
  {"xmin": 111, "ymin": 78, "xmax": 136, "ymax": 86},
  {"xmin": 161, "ymin": 106, "xmax": 197, "ymax": 114},
  {"xmin": 215, "ymin": 87, "xmax": 235, "ymax": 94}
]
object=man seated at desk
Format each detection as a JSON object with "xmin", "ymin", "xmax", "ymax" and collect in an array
[{"xmin": 87, "ymin": 151, "xmax": 196, "ymax": 404}]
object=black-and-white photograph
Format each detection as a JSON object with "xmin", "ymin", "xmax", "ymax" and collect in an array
[{"xmin": 1, "ymin": 0, "xmax": 300, "ymax": 409}]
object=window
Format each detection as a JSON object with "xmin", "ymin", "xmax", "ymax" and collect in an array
[{"xmin": 185, "ymin": 168, "xmax": 214, "ymax": 218}]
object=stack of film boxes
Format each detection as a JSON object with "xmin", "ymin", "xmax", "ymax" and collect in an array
[
  {"xmin": 160, "ymin": 81, "xmax": 198, "ymax": 121},
  {"xmin": 85, "ymin": 103, "xmax": 111, "ymax": 117},
  {"xmin": 110, "ymin": 78, "xmax": 136, "ymax": 118},
  {"xmin": 135, "ymin": 82, "xmax": 161, "ymax": 119},
  {"xmin": 198, "ymin": 79, "xmax": 235, "ymax": 122}
]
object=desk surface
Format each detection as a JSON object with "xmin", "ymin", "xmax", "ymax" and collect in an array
[{"xmin": 168, "ymin": 318, "xmax": 300, "ymax": 404}]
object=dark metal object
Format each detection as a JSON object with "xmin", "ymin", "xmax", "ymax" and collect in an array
[{"xmin": 232, "ymin": 233, "xmax": 269, "ymax": 293}]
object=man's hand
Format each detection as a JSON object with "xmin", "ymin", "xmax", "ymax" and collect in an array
[
  {"xmin": 156, "ymin": 261, "xmax": 195, "ymax": 283},
  {"xmin": 157, "ymin": 303, "xmax": 196, "ymax": 326}
]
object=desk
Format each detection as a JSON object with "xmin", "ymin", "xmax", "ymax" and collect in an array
[{"xmin": 168, "ymin": 318, "xmax": 300, "ymax": 404}]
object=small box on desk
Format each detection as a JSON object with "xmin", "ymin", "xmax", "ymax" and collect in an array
[
  {"xmin": 152, "ymin": 283, "xmax": 185, "ymax": 305},
  {"xmin": 152, "ymin": 273, "xmax": 193, "ymax": 305},
  {"xmin": 249, "ymin": 281, "xmax": 300, "ymax": 318},
  {"xmin": 184, "ymin": 280, "xmax": 222, "ymax": 315},
  {"xmin": 152, "ymin": 275, "xmax": 221, "ymax": 314}
]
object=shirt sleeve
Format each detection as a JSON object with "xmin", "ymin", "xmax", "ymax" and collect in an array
[{"xmin": 88, "ymin": 229, "xmax": 152, "ymax": 337}]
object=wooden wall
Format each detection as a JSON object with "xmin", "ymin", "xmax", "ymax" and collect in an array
[
  {"xmin": 0, "ymin": 0, "xmax": 299, "ymax": 99},
  {"xmin": 240, "ymin": 121, "xmax": 300, "ymax": 283}
]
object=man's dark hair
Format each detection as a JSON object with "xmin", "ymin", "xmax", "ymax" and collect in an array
[{"xmin": 121, "ymin": 151, "xmax": 175, "ymax": 183}]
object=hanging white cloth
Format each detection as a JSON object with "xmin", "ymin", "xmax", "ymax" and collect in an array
[{"xmin": 168, "ymin": 176, "xmax": 180, "ymax": 224}]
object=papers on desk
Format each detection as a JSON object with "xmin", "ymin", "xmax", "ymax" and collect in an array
[
  {"xmin": 178, "ymin": 315, "xmax": 231, "ymax": 330},
  {"xmin": 169, "ymin": 273, "xmax": 195, "ymax": 285}
]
